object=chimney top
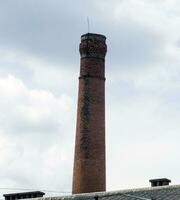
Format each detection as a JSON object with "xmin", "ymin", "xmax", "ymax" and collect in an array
[
  {"xmin": 149, "ymin": 178, "xmax": 171, "ymax": 187},
  {"xmin": 81, "ymin": 33, "xmax": 106, "ymax": 42},
  {"xmin": 79, "ymin": 33, "xmax": 107, "ymax": 60}
]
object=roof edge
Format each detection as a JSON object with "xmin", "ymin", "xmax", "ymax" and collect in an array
[{"xmin": 37, "ymin": 184, "xmax": 180, "ymax": 200}]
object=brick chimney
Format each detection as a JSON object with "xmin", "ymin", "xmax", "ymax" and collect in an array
[{"xmin": 72, "ymin": 33, "xmax": 107, "ymax": 194}]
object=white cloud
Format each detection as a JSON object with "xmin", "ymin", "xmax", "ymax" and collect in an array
[
  {"xmin": 0, "ymin": 74, "xmax": 72, "ymax": 135},
  {"xmin": 0, "ymin": 75, "xmax": 74, "ymax": 196}
]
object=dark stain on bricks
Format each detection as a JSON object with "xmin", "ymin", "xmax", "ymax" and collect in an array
[{"xmin": 80, "ymin": 77, "xmax": 90, "ymax": 158}]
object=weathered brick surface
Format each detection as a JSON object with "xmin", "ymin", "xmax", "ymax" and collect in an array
[{"xmin": 72, "ymin": 33, "xmax": 107, "ymax": 194}]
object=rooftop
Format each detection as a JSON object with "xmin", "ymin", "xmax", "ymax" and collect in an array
[{"xmin": 38, "ymin": 185, "xmax": 180, "ymax": 200}]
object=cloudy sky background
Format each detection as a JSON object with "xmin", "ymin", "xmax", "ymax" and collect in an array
[{"xmin": 0, "ymin": 0, "xmax": 180, "ymax": 198}]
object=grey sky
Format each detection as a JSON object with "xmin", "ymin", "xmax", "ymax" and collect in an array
[{"xmin": 0, "ymin": 0, "xmax": 180, "ymax": 198}]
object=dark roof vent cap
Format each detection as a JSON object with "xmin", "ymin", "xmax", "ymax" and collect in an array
[
  {"xmin": 149, "ymin": 178, "xmax": 171, "ymax": 187},
  {"xmin": 3, "ymin": 191, "xmax": 45, "ymax": 200}
]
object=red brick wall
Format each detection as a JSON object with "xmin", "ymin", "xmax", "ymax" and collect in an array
[{"xmin": 72, "ymin": 33, "xmax": 107, "ymax": 194}]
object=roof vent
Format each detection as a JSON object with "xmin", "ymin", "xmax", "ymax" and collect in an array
[
  {"xmin": 3, "ymin": 191, "xmax": 45, "ymax": 200},
  {"xmin": 149, "ymin": 178, "xmax": 171, "ymax": 187}
]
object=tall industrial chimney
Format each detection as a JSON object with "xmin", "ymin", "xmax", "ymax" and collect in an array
[{"xmin": 72, "ymin": 33, "xmax": 107, "ymax": 194}]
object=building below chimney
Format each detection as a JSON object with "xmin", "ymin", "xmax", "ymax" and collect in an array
[
  {"xmin": 3, "ymin": 191, "xmax": 45, "ymax": 200},
  {"xmin": 149, "ymin": 178, "xmax": 171, "ymax": 187}
]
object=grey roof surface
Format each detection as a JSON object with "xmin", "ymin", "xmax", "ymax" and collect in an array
[{"xmin": 40, "ymin": 185, "xmax": 180, "ymax": 200}]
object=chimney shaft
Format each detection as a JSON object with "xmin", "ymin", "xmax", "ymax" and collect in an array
[{"xmin": 72, "ymin": 33, "xmax": 107, "ymax": 194}]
